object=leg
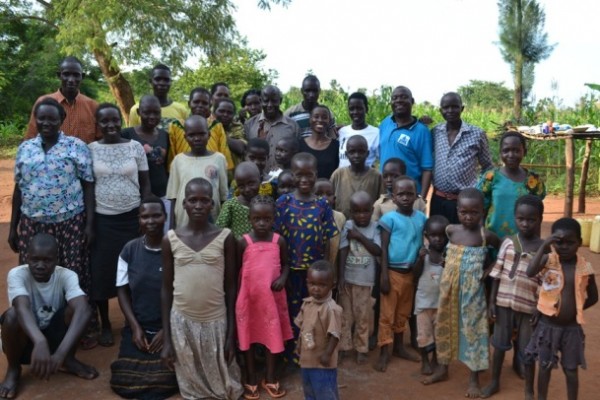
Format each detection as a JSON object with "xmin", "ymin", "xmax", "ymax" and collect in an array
[
  {"xmin": 416, "ymin": 310, "xmax": 436, "ymax": 373},
  {"xmin": 353, "ymin": 285, "xmax": 371, "ymax": 364},
  {"xmin": 301, "ymin": 369, "xmax": 316, "ymax": 400},
  {"xmin": 374, "ymin": 344, "xmax": 391, "ymax": 372},
  {"xmin": 408, "ymin": 312, "xmax": 418, "ymax": 350},
  {"xmin": 422, "ymin": 364, "xmax": 448, "ymax": 385},
  {"xmin": 373, "ymin": 280, "xmax": 396, "ymax": 372},
  {"xmin": 0, "ymin": 309, "xmax": 27, "ymax": 399},
  {"xmin": 466, "ymin": 370, "xmax": 481, "ymax": 398},
  {"xmin": 537, "ymin": 364, "xmax": 552, "ymax": 400},
  {"xmin": 243, "ymin": 346, "xmax": 257, "ymax": 386},
  {"xmin": 370, "ymin": 264, "xmax": 381, "ymax": 351},
  {"xmin": 95, "ymin": 300, "xmax": 113, "ymax": 346},
  {"xmin": 420, "ymin": 348, "xmax": 433, "ymax": 375},
  {"xmin": 337, "ymin": 286, "xmax": 354, "ymax": 354},
  {"xmin": 563, "ymin": 368, "xmax": 578, "ymax": 400},
  {"xmin": 391, "ymin": 272, "xmax": 419, "ymax": 362},
  {"xmin": 392, "ymin": 332, "xmax": 419, "ymax": 361},
  {"xmin": 480, "ymin": 348, "xmax": 505, "ymax": 398},
  {"xmin": 523, "ymin": 362, "xmax": 535, "ymax": 400},
  {"xmin": 54, "ymin": 305, "xmax": 98, "ymax": 380}
]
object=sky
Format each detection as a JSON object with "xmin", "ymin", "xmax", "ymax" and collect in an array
[{"xmin": 232, "ymin": 0, "xmax": 599, "ymax": 107}]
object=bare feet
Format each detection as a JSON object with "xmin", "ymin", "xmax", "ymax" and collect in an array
[
  {"xmin": 422, "ymin": 366, "xmax": 448, "ymax": 385},
  {"xmin": 59, "ymin": 357, "xmax": 99, "ymax": 380},
  {"xmin": 480, "ymin": 381, "xmax": 499, "ymax": 398},
  {"xmin": 356, "ymin": 352, "xmax": 368, "ymax": 365},
  {"xmin": 524, "ymin": 390, "xmax": 534, "ymax": 400},
  {"xmin": 373, "ymin": 348, "xmax": 390, "ymax": 372},
  {"xmin": 392, "ymin": 346, "xmax": 420, "ymax": 362},
  {"xmin": 465, "ymin": 383, "xmax": 481, "ymax": 398},
  {"xmin": 421, "ymin": 361, "xmax": 433, "ymax": 375},
  {"xmin": 0, "ymin": 367, "xmax": 21, "ymax": 399}
]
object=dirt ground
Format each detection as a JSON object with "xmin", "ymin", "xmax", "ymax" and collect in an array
[{"xmin": 1, "ymin": 158, "xmax": 600, "ymax": 399}]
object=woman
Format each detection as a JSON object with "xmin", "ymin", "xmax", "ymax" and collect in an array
[
  {"xmin": 9, "ymin": 97, "xmax": 94, "ymax": 294},
  {"xmin": 213, "ymin": 98, "xmax": 246, "ymax": 170},
  {"xmin": 298, "ymin": 105, "xmax": 339, "ymax": 178},
  {"xmin": 110, "ymin": 197, "xmax": 178, "ymax": 400},
  {"xmin": 239, "ymin": 89, "xmax": 262, "ymax": 124},
  {"xmin": 89, "ymin": 103, "xmax": 151, "ymax": 346}
]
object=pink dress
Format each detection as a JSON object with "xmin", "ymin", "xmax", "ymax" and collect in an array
[{"xmin": 236, "ymin": 233, "xmax": 293, "ymax": 353}]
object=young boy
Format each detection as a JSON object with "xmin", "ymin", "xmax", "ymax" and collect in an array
[
  {"xmin": 412, "ymin": 215, "xmax": 449, "ymax": 376},
  {"xmin": 481, "ymin": 195, "xmax": 545, "ymax": 399},
  {"xmin": 0, "ymin": 234, "xmax": 98, "ymax": 399},
  {"xmin": 330, "ymin": 135, "xmax": 383, "ymax": 219},
  {"xmin": 374, "ymin": 176, "xmax": 426, "ymax": 372},
  {"xmin": 525, "ymin": 218, "xmax": 598, "ymax": 400},
  {"xmin": 276, "ymin": 169, "xmax": 294, "ymax": 198},
  {"xmin": 315, "ymin": 179, "xmax": 346, "ymax": 275},
  {"xmin": 372, "ymin": 158, "xmax": 407, "ymax": 221},
  {"xmin": 231, "ymin": 138, "xmax": 276, "ymax": 199},
  {"xmin": 268, "ymin": 136, "xmax": 299, "ymax": 182},
  {"xmin": 295, "ymin": 260, "xmax": 343, "ymax": 400},
  {"xmin": 338, "ymin": 191, "xmax": 381, "ymax": 364}
]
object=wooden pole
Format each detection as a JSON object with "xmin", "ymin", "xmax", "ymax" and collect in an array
[
  {"xmin": 564, "ymin": 137, "xmax": 574, "ymax": 217},
  {"xmin": 578, "ymin": 139, "xmax": 593, "ymax": 213}
]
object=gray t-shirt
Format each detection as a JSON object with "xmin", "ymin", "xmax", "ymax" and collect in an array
[
  {"xmin": 414, "ymin": 255, "xmax": 444, "ymax": 314},
  {"xmin": 7, "ymin": 265, "xmax": 85, "ymax": 330},
  {"xmin": 340, "ymin": 220, "xmax": 381, "ymax": 286}
]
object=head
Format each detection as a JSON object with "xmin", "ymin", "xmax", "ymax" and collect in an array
[
  {"xmin": 277, "ymin": 170, "xmax": 295, "ymax": 196},
  {"xmin": 139, "ymin": 196, "xmax": 167, "ymax": 237},
  {"xmin": 34, "ymin": 97, "xmax": 66, "ymax": 141},
  {"xmin": 301, "ymin": 75, "xmax": 321, "ymax": 110},
  {"xmin": 246, "ymin": 138, "xmax": 270, "ymax": 175},
  {"xmin": 345, "ymin": 135, "xmax": 368, "ymax": 168},
  {"xmin": 350, "ymin": 191, "xmax": 374, "ymax": 227},
  {"xmin": 213, "ymin": 98, "xmax": 236, "ymax": 129},
  {"xmin": 551, "ymin": 218, "xmax": 582, "ymax": 262},
  {"xmin": 291, "ymin": 152, "xmax": 318, "ymax": 195},
  {"xmin": 261, "ymin": 85, "xmax": 283, "ymax": 120},
  {"xmin": 138, "ymin": 95, "xmax": 162, "ymax": 130},
  {"xmin": 249, "ymin": 195, "xmax": 276, "ymax": 237},
  {"xmin": 210, "ymin": 82, "xmax": 230, "ymax": 105},
  {"xmin": 392, "ymin": 176, "xmax": 417, "ymax": 214},
  {"xmin": 309, "ymin": 105, "xmax": 331, "ymax": 136},
  {"xmin": 500, "ymin": 131, "xmax": 527, "ymax": 169},
  {"xmin": 150, "ymin": 64, "xmax": 172, "ymax": 98},
  {"xmin": 57, "ymin": 57, "xmax": 84, "ymax": 99},
  {"xmin": 275, "ymin": 136, "xmax": 299, "ymax": 168},
  {"xmin": 241, "ymin": 89, "xmax": 262, "ymax": 117},
  {"xmin": 235, "ymin": 161, "xmax": 261, "ymax": 202},
  {"xmin": 425, "ymin": 215, "xmax": 450, "ymax": 252},
  {"xmin": 96, "ymin": 103, "xmax": 122, "ymax": 142},
  {"xmin": 514, "ymin": 195, "xmax": 544, "ymax": 238},
  {"xmin": 27, "ymin": 233, "xmax": 58, "ymax": 283},
  {"xmin": 183, "ymin": 177, "xmax": 214, "ymax": 221},
  {"xmin": 439, "ymin": 92, "xmax": 464, "ymax": 124},
  {"xmin": 391, "ymin": 86, "xmax": 414, "ymax": 119},
  {"xmin": 188, "ymin": 87, "xmax": 211, "ymax": 117},
  {"xmin": 457, "ymin": 188, "xmax": 484, "ymax": 229},
  {"xmin": 315, "ymin": 178, "xmax": 335, "ymax": 207},
  {"xmin": 347, "ymin": 92, "xmax": 369, "ymax": 128},
  {"xmin": 382, "ymin": 158, "xmax": 407, "ymax": 193},
  {"xmin": 307, "ymin": 260, "xmax": 334, "ymax": 300},
  {"xmin": 184, "ymin": 115, "xmax": 210, "ymax": 153}
]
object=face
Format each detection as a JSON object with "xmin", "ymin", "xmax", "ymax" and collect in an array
[
  {"xmin": 307, "ymin": 268, "xmax": 333, "ymax": 300},
  {"xmin": 138, "ymin": 100, "xmax": 161, "ymax": 129},
  {"xmin": 345, "ymin": 139, "xmax": 368, "ymax": 167},
  {"xmin": 211, "ymin": 85, "xmax": 230, "ymax": 104},
  {"xmin": 391, "ymin": 86, "xmax": 414, "ymax": 118},
  {"xmin": 315, "ymin": 181, "xmax": 335, "ymax": 206},
  {"xmin": 215, "ymin": 101, "xmax": 235, "ymax": 128},
  {"xmin": 184, "ymin": 120, "xmax": 210, "ymax": 152},
  {"xmin": 440, "ymin": 95, "xmax": 463, "ymax": 124},
  {"xmin": 515, "ymin": 204, "xmax": 541, "ymax": 238},
  {"xmin": 28, "ymin": 245, "xmax": 57, "ymax": 283},
  {"xmin": 310, "ymin": 107, "xmax": 330, "ymax": 135},
  {"xmin": 277, "ymin": 173, "xmax": 295, "ymax": 196},
  {"xmin": 348, "ymin": 98, "xmax": 367, "ymax": 127},
  {"xmin": 235, "ymin": 170, "xmax": 260, "ymax": 202},
  {"xmin": 249, "ymin": 203, "xmax": 275, "ymax": 236},
  {"xmin": 246, "ymin": 147, "xmax": 268, "ymax": 174},
  {"xmin": 151, "ymin": 69, "xmax": 171, "ymax": 97},
  {"xmin": 457, "ymin": 198, "xmax": 484, "ymax": 229},
  {"xmin": 551, "ymin": 228, "xmax": 581, "ymax": 261},
  {"xmin": 500, "ymin": 136, "xmax": 525, "ymax": 169},
  {"xmin": 301, "ymin": 79, "xmax": 320, "ymax": 108},
  {"xmin": 35, "ymin": 105, "xmax": 62, "ymax": 140},
  {"xmin": 139, "ymin": 203, "xmax": 166, "ymax": 236},
  {"xmin": 292, "ymin": 160, "xmax": 317, "ymax": 195},
  {"xmin": 261, "ymin": 89, "xmax": 282, "ymax": 120},
  {"xmin": 275, "ymin": 140, "xmax": 295, "ymax": 166},
  {"xmin": 393, "ymin": 179, "xmax": 417, "ymax": 212},
  {"xmin": 350, "ymin": 199, "xmax": 373, "ymax": 227},
  {"xmin": 183, "ymin": 185, "xmax": 213, "ymax": 220},
  {"xmin": 58, "ymin": 61, "xmax": 83, "ymax": 96},
  {"xmin": 245, "ymin": 94, "xmax": 262, "ymax": 117},
  {"xmin": 383, "ymin": 163, "xmax": 402, "ymax": 192},
  {"xmin": 425, "ymin": 222, "xmax": 448, "ymax": 252},
  {"xmin": 189, "ymin": 92, "xmax": 211, "ymax": 117},
  {"xmin": 97, "ymin": 107, "xmax": 122, "ymax": 141}
]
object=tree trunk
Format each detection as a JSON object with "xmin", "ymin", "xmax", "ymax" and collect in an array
[
  {"xmin": 93, "ymin": 49, "xmax": 135, "ymax": 125},
  {"xmin": 513, "ymin": 56, "xmax": 523, "ymax": 121}
]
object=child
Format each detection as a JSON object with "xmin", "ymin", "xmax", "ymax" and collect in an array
[
  {"xmin": 477, "ymin": 130, "xmax": 546, "ymax": 238},
  {"xmin": 166, "ymin": 115, "xmax": 228, "ymax": 227},
  {"xmin": 315, "ymin": 178, "xmax": 346, "ymax": 275},
  {"xmin": 268, "ymin": 136, "xmax": 299, "ymax": 182},
  {"xmin": 524, "ymin": 218, "xmax": 598, "ymax": 400},
  {"xmin": 372, "ymin": 158, "xmax": 407, "ymax": 221},
  {"xmin": 423, "ymin": 188, "xmax": 500, "ymax": 399},
  {"xmin": 275, "ymin": 153, "xmax": 338, "ymax": 364},
  {"xmin": 216, "ymin": 162, "xmax": 261, "ymax": 240},
  {"xmin": 295, "ymin": 260, "xmax": 343, "ymax": 400},
  {"xmin": 412, "ymin": 215, "xmax": 449, "ymax": 376},
  {"xmin": 276, "ymin": 169, "xmax": 294, "ymax": 198},
  {"xmin": 236, "ymin": 195, "xmax": 293, "ymax": 399},
  {"xmin": 161, "ymin": 178, "xmax": 243, "ymax": 400},
  {"xmin": 374, "ymin": 176, "xmax": 426, "ymax": 372},
  {"xmin": 231, "ymin": 138, "xmax": 276, "ymax": 199},
  {"xmin": 330, "ymin": 135, "xmax": 383, "ymax": 219},
  {"xmin": 338, "ymin": 191, "xmax": 381, "ymax": 364}
]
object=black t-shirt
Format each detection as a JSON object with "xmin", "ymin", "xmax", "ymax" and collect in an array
[{"xmin": 299, "ymin": 138, "xmax": 340, "ymax": 179}]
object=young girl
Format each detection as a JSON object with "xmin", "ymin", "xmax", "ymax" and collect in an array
[
  {"xmin": 423, "ymin": 188, "xmax": 499, "ymax": 399},
  {"xmin": 161, "ymin": 178, "xmax": 243, "ymax": 400},
  {"xmin": 236, "ymin": 195, "xmax": 292, "ymax": 399},
  {"xmin": 298, "ymin": 105, "xmax": 340, "ymax": 178},
  {"xmin": 477, "ymin": 131, "xmax": 546, "ymax": 238}
]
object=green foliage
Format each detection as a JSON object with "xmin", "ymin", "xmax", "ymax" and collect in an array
[
  {"xmin": 458, "ymin": 80, "xmax": 513, "ymax": 110},
  {"xmin": 585, "ymin": 83, "xmax": 600, "ymax": 92}
]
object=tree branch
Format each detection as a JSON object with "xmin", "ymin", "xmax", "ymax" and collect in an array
[
  {"xmin": 34, "ymin": 0, "xmax": 52, "ymax": 9},
  {"xmin": 5, "ymin": 14, "xmax": 58, "ymax": 29}
]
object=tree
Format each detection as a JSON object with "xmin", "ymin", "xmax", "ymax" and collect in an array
[
  {"xmin": 497, "ymin": 0, "xmax": 555, "ymax": 120},
  {"xmin": 457, "ymin": 80, "xmax": 513, "ymax": 110}
]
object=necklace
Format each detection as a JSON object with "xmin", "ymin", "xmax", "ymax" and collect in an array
[{"xmin": 143, "ymin": 235, "xmax": 162, "ymax": 252}]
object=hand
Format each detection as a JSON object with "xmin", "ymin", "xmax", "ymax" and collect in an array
[
  {"xmin": 530, "ymin": 310, "xmax": 541, "ymax": 328},
  {"xmin": 488, "ymin": 303, "xmax": 497, "ymax": 321},
  {"xmin": 224, "ymin": 333, "xmax": 236, "ymax": 364},
  {"xmin": 418, "ymin": 247, "xmax": 428, "ymax": 259},
  {"xmin": 319, "ymin": 352, "xmax": 332, "ymax": 367},
  {"xmin": 148, "ymin": 330, "xmax": 164, "ymax": 354},
  {"xmin": 8, "ymin": 229, "xmax": 19, "ymax": 253},
  {"xmin": 30, "ymin": 340, "xmax": 55, "ymax": 380},
  {"xmin": 271, "ymin": 275, "xmax": 286, "ymax": 291},
  {"xmin": 542, "ymin": 234, "xmax": 559, "ymax": 253},
  {"xmin": 161, "ymin": 341, "xmax": 176, "ymax": 371},
  {"xmin": 347, "ymin": 228, "xmax": 363, "ymax": 241},
  {"xmin": 84, "ymin": 223, "xmax": 95, "ymax": 249},
  {"xmin": 337, "ymin": 277, "xmax": 346, "ymax": 293},
  {"xmin": 132, "ymin": 326, "xmax": 149, "ymax": 352},
  {"xmin": 380, "ymin": 272, "xmax": 390, "ymax": 295}
]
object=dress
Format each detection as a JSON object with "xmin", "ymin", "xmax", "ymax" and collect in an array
[
  {"xmin": 298, "ymin": 139, "xmax": 340, "ymax": 179},
  {"xmin": 236, "ymin": 234, "xmax": 293, "ymax": 353},
  {"xmin": 215, "ymin": 197, "xmax": 252, "ymax": 240}
]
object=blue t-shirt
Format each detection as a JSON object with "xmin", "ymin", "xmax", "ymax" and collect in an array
[
  {"xmin": 378, "ymin": 116, "xmax": 433, "ymax": 193},
  {"xmin": 378, "ymin": 210, "xmax": 427, "ymax": 269}
]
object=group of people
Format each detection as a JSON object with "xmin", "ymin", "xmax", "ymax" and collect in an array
[{"xmin": 1, "ymin": 55, "xmax": 597, "ymax": 400}]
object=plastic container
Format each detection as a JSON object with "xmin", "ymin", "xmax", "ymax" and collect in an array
[
  {"xmin": 590, "ymin": 216, "xmax": 600, "ymax": 253},
  {"xmin": 577, "ymin": 219, "xmax": 593, "ymax": 247}
]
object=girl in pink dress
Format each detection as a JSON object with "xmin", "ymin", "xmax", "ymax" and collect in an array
[{"xmin": 236, "ymin": 195, "xmax": 292, "ymax": 399}]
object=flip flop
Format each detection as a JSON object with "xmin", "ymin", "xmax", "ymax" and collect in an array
[
  {"xmin": 261, "ymin": 380, "xmax": 286, "ymax": 398},
  {"xmin": 243, "ymin": 384, "xmax": 260, "ymax": 400}
]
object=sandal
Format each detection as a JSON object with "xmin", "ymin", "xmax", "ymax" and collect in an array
[
  {"xmin": 243, "ymin": 384, "xmax": 260, "ymax": 400},
  {"xmin": 261, "ymin": 380, "xmax": 286, "ymax": 398}
]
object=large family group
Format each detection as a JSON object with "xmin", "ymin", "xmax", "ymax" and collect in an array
[{"xmin": 1, "ymin": 56, "xmax": 597, "ymax": 400}]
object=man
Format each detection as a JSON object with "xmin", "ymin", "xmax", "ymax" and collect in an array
[
  {"xmin": 128, "ymin": 64, "xmax": 188, "ymax": 129},
  {"xmin": 379, "ymin": 86, "xmax": 433, "ymax": 208},
  {"xmin": 284, "ymin": 75, "xmax": 336, "ymax": 138},
  {"xmin": 26, "ymin": 57, "xmax": 100, "ymax": 144},
  {"xmin": 0, "ymin": 233, "xmax": 98, "ymax": 399},
  {"xmin": 431, "ymin": 92, "xmax": 493, "ymax": 223},
  {"xmin": 244, "ymin": 85, "xmax": 300, "ymax": 171}
]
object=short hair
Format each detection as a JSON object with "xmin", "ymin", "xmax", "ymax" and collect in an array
[
  {"xmin": 261, "ymin": 85, "xmax": 282, "ymax": 98},
  {"xmin": 140, "ymin": 195, "xmax": 166, "ymax": 215},
  {"xmin": 185, "ymin": 177, "xmax": 213, "ymax": 198},
  {"xmin": 382, "ymin": 157, "xmax": 407, "ymax": 174},
  {"xmin": 291, "ymin": 152, "xmax": 317, "ymax": 169},
  {"xmin": 247, "ymin": 138, "xmax": 270, "ymax": 154},
  {"xmin": 350, "ymin": 190, "xmax": 373, "ymax": 207},
  {"xmin": 184, "ymin": 114, "xmax": 208, "ymax": 131},
  {"xmin": 393, "ymin": 175, "xmax": 417, "ymax": 191},
  {"xmin": 315, "ymin": 177, "xmax": 332, "ymax": 186},
  {"xmin": 139, "ymin": 94, "xmax": 160, "ymax": 107},
  {"xmin": 310, "ymin": 104, "xmax": 331, "ymax": 117},
  {"xmin": 425, "ymin": 215, "xmax": 450, "ymax": 232},
  {"xmin": 348, "ymin": 92, "xmax": 369, "ymax": 112},
  {"xmin": 59, "ymin": 56, "xmax": 83, "ymax": 69},
  {"xmin": 34, "ymin": 97, "xmax": 66, "ymax": 122},
  {"xmin": 188, "ymin": 87, "xmax": 210, "ymax": 102},
  {"xmin": 241, "ymin": 89, "xmax": 261, "ymax": 107},
  {"xmin": 347, "ymin": 135, "xmax": 368, "ymax": 148},
  {"xmin": 250, "ymin": 194, "xmax": 276, "ymax": 212},
  {"xmin": 551, "ymin": 218, "xmax": 582, "ymax": 239},
  {"xmin": 500, "ymin": 130, "xmax": 527, "ymax": 152},
  {"xmin": 309, "ymin": 259, "xmax": 333, "ymax": 275},
  {"xmin": 29, "ymin": 233, "xmax": 58, "ymax": 253},
  {"xmin": 440, "ymin": 91, "xmax": 462, "ymax": 106},
  {"xmin": 458, "ymin": 187, "xmax": 484, "ymax": 205},
  {"xmin": 95, "ymin": 102, "xmax": 122, "ymax": 122},
  {"xmin": 278, "ymin": 169, "xmax": 293, "ymax": 180},
  {"xmin": 514, "ymin": 194, "xmax": 544, "ymax": 218},
  {"xmin": 302, "ymin": 74, "xmax": 320, "ymax": 87},
  {"xmin": 210, "ymin": 82, "xmax": 229, "ymax": 96},
  {"xmin": 277, "ymin": 136, "xmax": 300, "ymax": 153},
  {"xmin": 152, "ymin": 63, "xmax": 170, "ymax": 74},
  {"xmin": 213, "ymin": 98, "xmax": 236, "ymax": 113}
]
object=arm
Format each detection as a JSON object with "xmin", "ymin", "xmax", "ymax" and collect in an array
[
  {"xmin": 81, "ymin": 180, "xmax": 95, "ymax": 248},
  {"xmin": 223, "ymin": 233, "xmax": 238, "ymax": 363},
  {"xmin": 347, "ymin": 228, "xmax": 382, "ymax": 256},
  {"xmin": 160, "ymin": 235, "xmax": 176, "ymax": 370},
  {"xmin": 488, "ymin": 278, "xmax": 500, "ymax": 320},
  {"xmin": 420, "ymin": 170, "xmax": 432, "ymax": 199},
  {"xmin": 412, "ymin": 247, "xmax": 427, "ymax": 281},
  {"xmin": 169, "ymin": 199, "xmax": 176, "ymax": 230},
  {"xmin": 338, "ymin": 246, "xmax": 349, "ymax": 292},
  {"xmin": 117, "ymin": 285, "xmax": 148, "ymax": 352},
  {"xmin": 380, "ymin": 229, "xmax": 391, "ymax": 295},
  {"xmin": 8, "ymin": 184, "xmax": 22, "ymax": 253},
  {"xmin": 527, "ymin": 235, "xmax": 555, "ymax": 277},
  {"xmin": 478, "ymin": 131, "xmax": 494, "ymax": 172},
  {"xmin": 271, "ymin": 236, "xmax": 289, "ymax": 291},
  {"xmin": 319, "ymin": 334, "xmax": 340, "ymax": 367},
  {"xmin": 138, "ymin": 170, "xmax": 152, "ymax": 199},
  {"xmin": 584, "ymin": 275, "xmax": 598, "ymax": 309},
  {"xmin": 51, "ymin": 295, "xmax": 91, "ymax": 367},
  {"xmin": 13, "ymin": 296, "xmax": 51, "ymax": 379}
]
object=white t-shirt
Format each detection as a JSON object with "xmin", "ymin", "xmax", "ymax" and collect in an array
[
  {"xmin": 7, "ymin": 265, "xmax": 86, "ymax": 330},
  {"xmin": 338, "ymin": 125, "xmax": 380, "ymax": 168}
]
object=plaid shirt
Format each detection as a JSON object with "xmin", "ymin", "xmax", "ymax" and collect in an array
[{"xmin": 432, "ymin": 121, "xmax": 492, "ymax": 193}]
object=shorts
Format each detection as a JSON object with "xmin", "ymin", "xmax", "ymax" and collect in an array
[
  {"xmin": 491, "ymin": 306, "xmax": 533, "ymax": 364},
  {"xmin": 301, "ymin": 368, "xmax": 339, "ymax": 400},
  {"xmin": 525, "ymin": 317, "xmax": 586, "ymax": 370},
  {"xmin": 416, "ymin": 309, "xmax": 437, "ymax": 351}
]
